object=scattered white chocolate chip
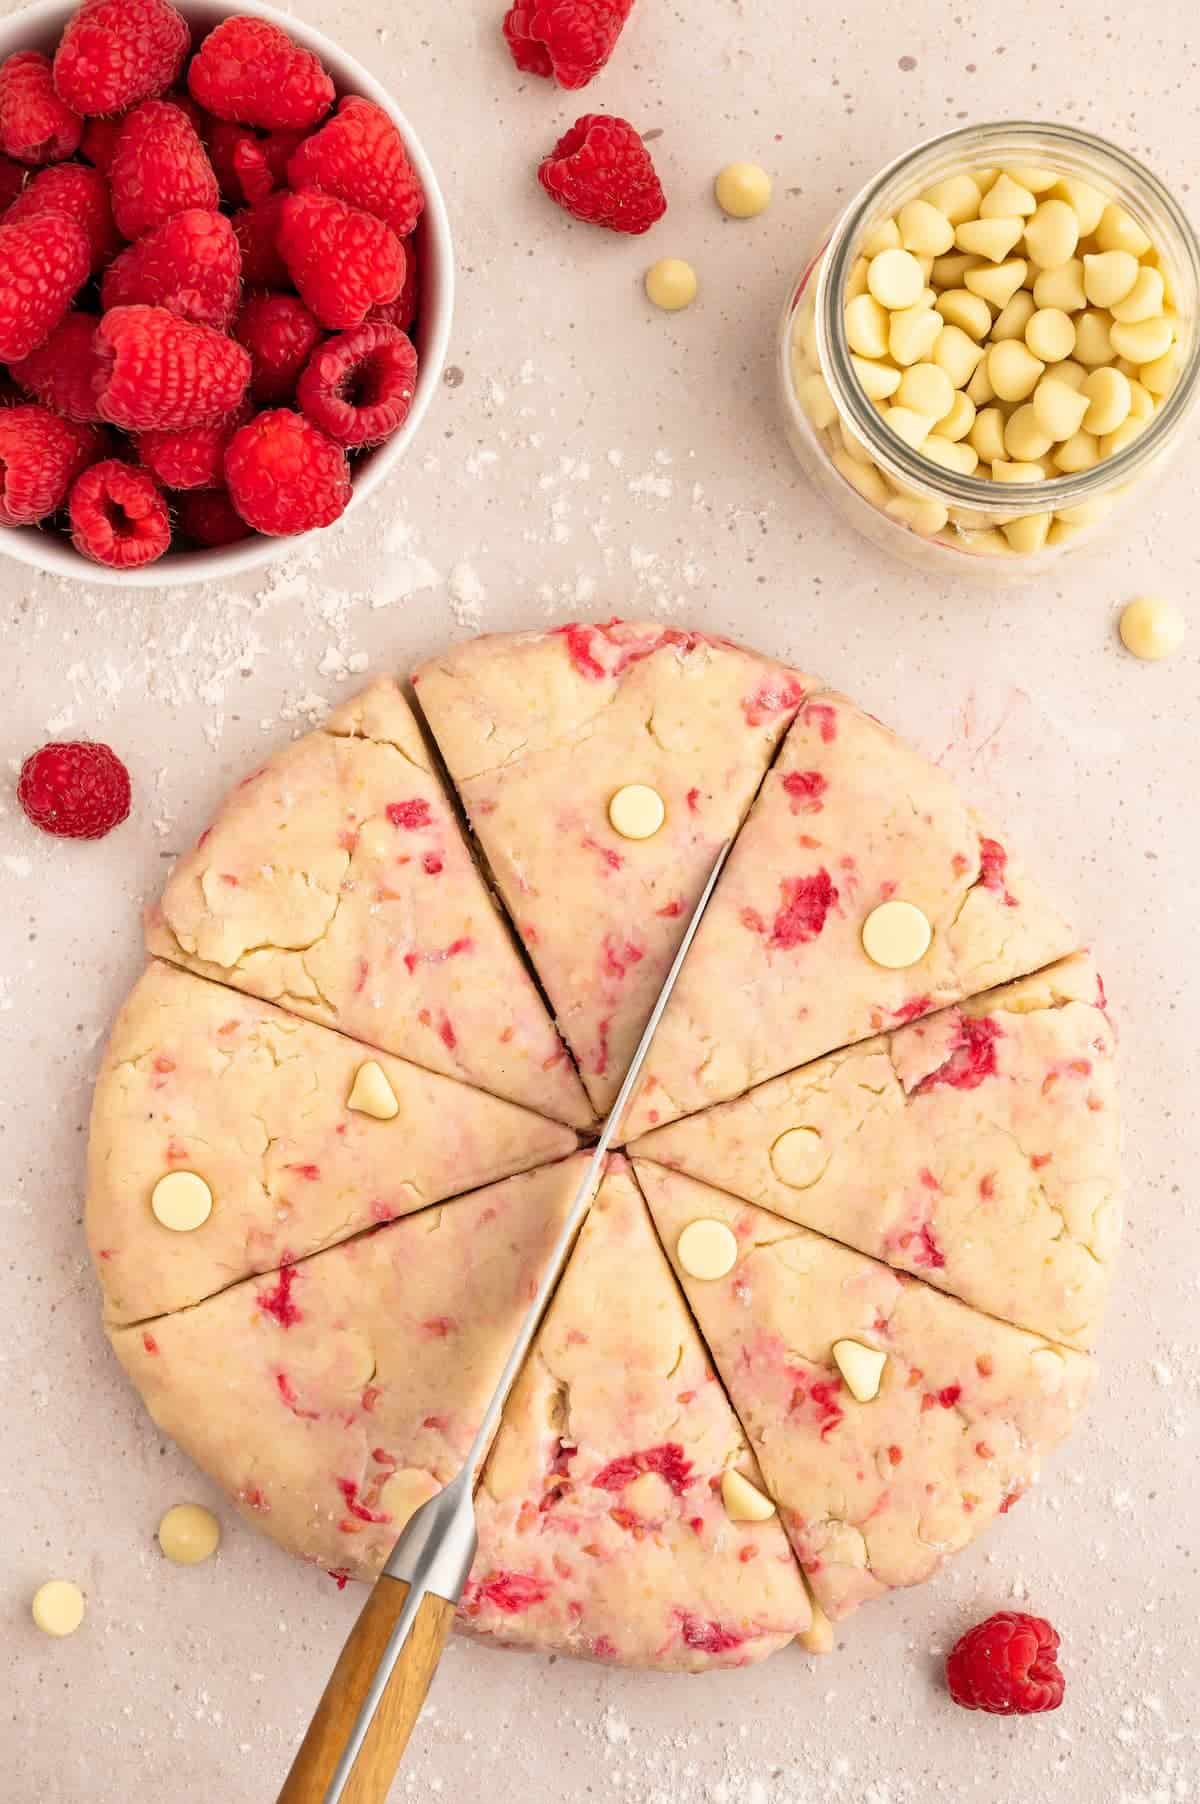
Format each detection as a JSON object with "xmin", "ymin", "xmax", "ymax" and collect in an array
[
  {"xmin": 770, "ymin": 1126, "xmax": 828, "ymax": 1189},
  {"xmin": 32, "ymin": 1580, "xmax": 85, "ymax": 1638},
  {"xmin": 832, "ymin": 1339, "xmax": 888, "ymax": 1403},
  {"xmin": 608, "ymin": 783, "xmax": 666, "ymax": 841},
  {"xmin": 158, "ymin": 1504, "xmax": 221, "ymax": 1566},
  {"xmin": 348, "ymin": 1060, "xmax": 400, "ymax": 1121},
  {"xmin": 1031, "ymin": 1347, "xmax": 1066, "ymax": 1394},
  {"xmin": 676, "ymin": 1218, "xmax": 738, "ymax": 1282},
  {"xmin": 861, "ymin": 899, "xmax": 932, "ymax": 969},
  {"xmin": 1119, "ymin": 595, "xmax": 1186, "ymax": 661},
  {"xmin": 645, "ymin": 258, "xmax": 698, "ymax": 312},
  {"xmin": 151, "ymin": 1170, "xmax": 213, "ymax": 1233},
  {"xmin": 799, "ymin": 1597, "xmax": 835, "ymax": 1655},
  {"xmin": 721, "ymin": 1469, "xmax": 777, "ymax": 1523},
  {"xmin": 715, "ymin": 161, "xmax": 772, "ymax": 219},
  {"xmin": 378, "ymin": 1468, "xmax": 440, "ymax": 1529}
]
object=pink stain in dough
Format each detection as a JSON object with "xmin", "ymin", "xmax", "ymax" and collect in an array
[
  {"xmin": 782, "ymin": 769, "xmax": 828, "ymax": 814},
  {"xmin": 439, "ymin": 1014, "xmax": 457, "ymax": 1051},
  {"xmin": 257, "ymin": 1263, "xmax": 302, "ymax": 1328},
  {"xmin": 769, "ymin": 870, "xmax": 839, "ymax": 949},
  {"xmin": 602, "ymin": 935, "xmax": 644, "ymax": 981},
  {"xmin": 592, "ymin": 1444, "xmax": 694, "ymax": 1496},
  {"xmin": 686, "ymin": 786, "xmax": 701, "ymax": 812},
  {"xmin": 555, "ymin": 619, "xmax": 707, "ymax": 683},
  {"xmin": 742, "ymin": 677, "xmax": 805, "ymax": 727},
  {"xmin": 142, "ymin": 1332, "xmax": 159, "ymax": 1355},
  {"xmin": 336, "ymin": 1478, "xmax": 392, "ymax": 1527},
  {"xmin": 276, "ymin": 1371, "xmax": 319, "ymax": 1419},
  {"xmin": 892, "ymin": 995, "xmax": 932, "ymax": 1025},
  {"xmin": 465, "ymin": 1571, "xmax": 551, "ymax": 1615},
  {"xmin": 805, "ymin": 701, "xmax": 838, "ymax": 742},
  {"xmin": 582, "ymin": 834, "xmax": 623, "ymax": 873},
  {"xmin": 915, "ymin": 1016, "xmax": 1002, "ymax": 1094},
  {"xmin": 677, "ymin": 1612, "xmax": 745, "ymax": 1655},
  {"xmin": 285, "ymin": 1162, "xmax": 320, "ymax": 1181},
  {"xmin": 656, "ymin": 898, "xmax": 684, "ymax": 918},
  {"xmin": 421, "ymin": 1316, "xmax": 457, "ymax": 1338},
  {"xmin": 403, "ymin": 935, "xmax": 474, "ymax": 975},
  {"xmin": 423, "ymin": 852, "xmax": 444, "ymax": 875},
  {"xmin": 386, "ymin": 799, "xmax": 433, "ymax": 830},
  {"xmin": 594, "ymin": 1017, "xmax": 612, "ymax": 1077},
  {"xmin": 977, "ymin": 835, "xmax": 1019, "ymax": 907},
  {"xmin": 913, "ymin": 1222, "xmax": 946, "ymax": 1270}
]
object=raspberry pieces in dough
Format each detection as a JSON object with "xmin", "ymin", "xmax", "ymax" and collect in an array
[
  {"xmin": 464, "ymin": 1159, "xmax": 811, "ymax": 1669},
  {"xmin": 631, "ymin": 954, "xmax": 1119, "ymax": 1349},
  {"xmin": 88, "ymin": 961, "xmax": 578, "ymax": 1324},
  {"xmin": 413, "ymin": 621, "xmax": 810, "ymax": 1112},
  {"xmin": 622, "ymin": 692, "xmax": 1077, "ymax": 1137},
  {"xmin": 146, "ymin": 678, "xmax": 593, "ymax": 1129},
  {"xmin": 109, "ymin": 1157, "xmax": 590, "ymax": 1582},
  {"xmin": 636, "ymin": 1162, "xmax": 1092, "ymax": 1624}
]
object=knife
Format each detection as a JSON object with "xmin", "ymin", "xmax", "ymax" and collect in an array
[{"xmin": 276, "ymin": 840, "xmax": 732, "ymax": 1804}]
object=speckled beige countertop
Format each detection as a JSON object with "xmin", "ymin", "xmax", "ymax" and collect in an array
[{"xmin": 3, "ymin": 0, "xmax": 1199, "ymax": 1798}]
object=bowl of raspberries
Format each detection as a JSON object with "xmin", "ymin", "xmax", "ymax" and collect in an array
[{"xmin": 0, "ymin": 0, "xmax": 453, "ymax": 581}]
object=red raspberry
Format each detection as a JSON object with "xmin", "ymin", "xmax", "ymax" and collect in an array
[
  {"xmin": 9, "ymin": 311, "xmax": 105, "ymax": 421},
  {"xmin": 17, "ymin": 741, "xmax": 132, "ymax": 839},
  {"xmin": 80, "ymin": 115, "xmax": 122, "ymax": 173},
  {"xmin": 188, "ymin": 18, "xmax": 334, "ymax": 130},
  {"xmin": 177, "ymin": 484, "xmax": 252, "ymax": 547},
  {"xmin": 0, "ymin": 154, "xmax": 25, "ymax": 206},
  {"xmin": 4, "ymin": 163, "xmax": 119, "ymax": 273},
  {"xmin": 946, "ymin": 1613, "xmax": 1065, "ymax": 1716},
  {"xmin": 101, "ymin": 209, "xmax": 241, "ymax": 330},
  {"xmin": 224, "ymin": 407, "xmax": 351, "ymax": 535},
  {"xmin": 94, "ymin": 305, "xmax": 251, "ymax": 430},
  {"xmin": 538, "ymin": 113, "xmax": 666, "ymax": 234},
  {"xmin": 369, "ymin": 235, "xmax": 420, "ymax": 333},
  {"xmin": 287, "ymin": 98, "xmax": 424, "ymax": 239},
  {"xmin": 136, "ymin": 402, "xmax": 248, "ymax": 489},
  {"xmin": 209, "ymin": 121, "xmax": 302, "ymax": 205},
  {"xmin": 53, "ymin": 0, "xmax": 189, "ymax": 118},
  {"xmin": 231, "ymin": 193, "xmax": 290, "ymax": 287},
  {"xmin": 297, "ymin": 322, "xmax": 417, "ymax": 448},
  {"xmin": 69, "ymin": 458, "xmax": 170, "ymax": 566},
  {"xmin": 0, "ymin": 212, "xmax": 89, "ymax": 361},
  {"xmin": 503, "ymin": 1, "xmax": 636, "ymax": 89},
  {"xmin": 277, "ymin": 192, "xmax": 405, "ymax": 329},
  {"xmin": 0, "ymin": 404, "xmax": 100, "ymax": 524},
  {"xmin": 109, "ymin": 100, "xmax": 219, "ymax": 240},
  {"xmin": 234, "ymin": 290, "xmax": 322, "ymax": 402},
  {"xmin": 0, "ymin": 51, "xmax": 82, "ymax": 165}
]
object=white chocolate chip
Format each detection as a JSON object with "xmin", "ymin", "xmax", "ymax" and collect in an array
[
  {"xmin": 644, "ymin": 258, "xmax": 698, "ymax": 311},
  {"xmin": 715, "ymin": 161, "xmax": 772, "ymax": 219},
  {"xmin": 1023, "ymin": 199, "xmax": 1081, "ymax": 270},
  {"xmin": 936, "ymin": 288, "xmax": 992, "ymax": 339},
  {"xmin": 969, "ymin": 406, "xmax": 1008, "ymax": 463},
  {"xmin": 1053, "ymin": 429, "xmax": 1100, "ymax": 473},
  {"xmin": 956, "ymin": 215, "xmax": 1024, "ymax": 262},
  {"xmin": 1140, "ymin": 347, "xmax": 1181, "ymax": 396},
  {"xmin": 1119, "ymin": 595, "xmax": 1186, "ymax": 661},
  {"xmin": 797, "ymin": 370, "xmax": 838, "ymax": 430},
  {"xmin": 990, "ymin": 290, "xmax": 1036, "ymax": 344},
  {"xmin": 1004, "ymin": 404, "xmax": 1054, "ymax": 463},
  {"xmin": 897, "ymin": 199, "xmax": 955, "ymax": 257},
  {"xmin": 980, "ymin": 171, "xmax": 1037, "ymax": 219},
  {"xmin": 720, "ymin": 1469, "xmax": 777, "ymax": 1522},
  {"xmin": 31, "ymin": 1580, "xmax": 85, "ymax": 1638},
  {"xmin": 832, "ymin": 449, "xmax": 891, "ymax": 505},
  {"xmin": 931, "ymin": 250, "xmax": 983, "ymax": 288},
  {"xmin": 1033, "ymin": 258, "xmax": 1087, "ymax": 313},
  {"xmin": 1099, "ymin": 415, "xmax": 1149, "ymax": 459},
  {"xmin": 850, "ymin": 354, "xmax": 902, "ymax": 400},
  {"xmin": 991, "ymin": 459, "xmax": 1047, "ymax": 483},
  {"xmin": 919, "ymin": 174, "xmax": 982, "ymax": 226},
  {"xmin": 861, "ymin": 899, "xmax": 932, "ymax": 968},
  {"xmin": 1128, "ymin": 379, "xmax": 1155, "ymax": 421},
  {"xmin": 1054, "ymin": 177, "xmax": 1107, "ymax": 235},
  {"xmin": 938, "ymin": 391, "xmax": 976, "ymax": 441},
  {"xmin": 378, "ymin": 1467, "xmax": 441, "ymax": 1529},
  {"xmin": 896, "ymin": 362, "xmax": 955, "ymax": 420},
  {"xmin": 932, "ymin": 324, "xmax": 986, "ymax": 389},
  {"xmin": 860, "ymin": 216, "xmax": 902, "ymax": 257},
  {"xmin": 965, "ymin": 359, "xmax": 995, "ymax": 406},
  {"xmin": 799, "ymin": 1597, "xmax": 835, "ymax": 1655},
  {"xmin": 832, "ymin": 1339, "xmax": 888, "ymax": 1403},
  {"xmin": 1083, "ymin": 250, "xmax": 1140, "ymax": 309},
  {"xmin": 607, "ymin": 783, "xmax": 666, "ymax": 841},
  {"xmin": 964, "ymin": 258, "xmax": 1027, "ymax": 308},
  {"xmin": 888, "ymin": 304, "xmax": 943, "ymax": 367},
  {"xmin": 770, "ymin": 1126, "xmax": 828, "ymax": 1189},
  {"xmin": 1031, "ymin": 1347, "xmax": 1067, "ymax": 1394},
  {"xmin": 1096, "ymin": 203, "xmax": 1151, "ymax": 257},
  {"xmin": 1109, "ymin": 315, "xmax": 1175, "ymax": 364},
  {"xmin": 920, "ymin": 435, "xmax": 979, "ymax": 475},
  {"xmin": 151, "ymin": 1170, "xmax": 213, "ymax": 1233},
  {"xmin": 1006, "ymin": 165, "xmax": 1058, "ymax": 195},
  {"xmin": 1073, "ymin": 310, "xmax": 1115, "ymax": 366},
  {"xmin": 884, "ymin": 492, "xmax": 950, "ymax": 535},
  {"xmin": 347, "ymin": 1060, "xmax": 400, "ymax": 1121},
  {"xmin": 845, "ymin": 256, "xmax": 870, "ymax": 300},
  {"xmin": 845, "ymin": 293, "xmax": 890, "ymax": 359},
  {"xmin": 677, "ymin": 1219, "xmax": 738, "ymax": 1282},
  {"xmin": 158, "ymin": 1503, "xmax": 221, "ymax": 1565},
  {"xmin": 882, "ymin": 405, "xmax": 934, "ymax": 450},
  {"xmin": 1082, "ymin": 366, "xmax": 1132, "ymax": 437},
  {"xmin": 1111, "ymin": 266, "xmax": 1165, "ymax": 324},
  {"xmin": 1033, "ymin": 376, "xmax": 1091, "ymax": 442},
  {"xmin": 1001, "ymin": 512, "xmax": 1053, "ymax": 554},
  {"xmin": 988, "ymin": 339, "xmax": 1045, "ymax": 402},
  {"xmin": 1025, "ymin": 307, "xmax": 1076, "ymax": 363}
]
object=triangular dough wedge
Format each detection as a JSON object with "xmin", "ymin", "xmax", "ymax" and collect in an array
[
  {"xmin": 109, "ymin": 1157, "xmax": 590, "ymax": 1583},
  {"xmin": 631, "ymin": 955, "xmax": 1118, "ymax": 1349},
  {"xmin": 414, "ymin": 622, "xmax": 811, "ymax": 1112},
  {"xmin": 145, "ymin": 679, "xmax": 593, "ymax": 1129},
  {"xmin": 622, "ymin": 692, "xmax": 1077, "ymax": 1138},
  {"xmin": 635, "ymin": 1161, "xmax": 1093, "ymax": 1624},
  {"xmin": 89, "ymin": 961, "xmax": 578, "ymax": 1324},
  {"xmin": 464, "ymin": 1157, "xmax": 812, "ymax": 1669}
]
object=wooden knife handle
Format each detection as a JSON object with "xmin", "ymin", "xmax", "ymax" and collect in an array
[{"xmin": 277, "ymin": 1575, "xmax": 456, "ymax": 1804}]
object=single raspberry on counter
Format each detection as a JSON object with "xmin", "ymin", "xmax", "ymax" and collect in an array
[
  {"xmin": 188, "ymin": 18, "xmax": 334, "ymax": 131},
  {"xmin": 0, "ymin": 404, "xmax": 101, "ymax": 524},
  {"xmin": 224, "ymin": 407, "xmax": 351, "ymax": 535},
  {"xmin": 94, "ymin": 305, "xmax": 251, "ymax": 430},
  {"xmin": 0, "ymin": 51, "xmax": 82, "ymax": 165},
  {"xmin": 235, "ymin": 290, "xmax": 322, "ymax": 402},
  {"xmin": 102, "ymin": 209, "xmax": 241, "ymax": 330},
  {"xmin": 136, "ymin": 403, "xmax": 248, "ymax": 489},
  {"xmin": 209, "ymin": 121, "xmax": 302, "ymax": 206},
  {"xmin": 109, "ymin": 100, "xmax": 219, "ymax": 240},
  {"xmin": 946, "ymin": 1612, "xmax": 1065, "ymax": 1716},
  {"xmin": 503, "ymin": 0, "xmax": 636, "ymax": 90},
  {"xmin": 297, "ymin": 322, "xmax": 417, "ymax": 448},
  {"xmin": 287, "ymin": 97, "xmax": 425, "ymax": 239},
  {"xmin": 80, "ymin": 115, "xmax": 122, "ymax": 173},
  {"xmin": 5, "ymin": 162, "xmax": 119, "ymax": 273},
  {"xmin": 231, "ymin": 193, "xmax": 290, "ymax": 288},
  {"xmin": 69, "ymin": 457, "xmax": 170, "ymax": 566},
  {"xmin": 17, "ymin": 740, "xmax": 132, "ymax": 839},
  {"xmin": 277, "ymin": 192, "xmax": 406, "ymax": 330},
  {"xmin": 53, "ymin": 0, "xmax": 189, "ymax": 117},
  {"xmin": 538, "ymin": 113, "xmax": 666, "ymax": 234},
  {"xmin": 176, "ymin": 484, "xmax": 252, "ymax": 547},
  {"xmin": 9, "ymin": 311, "xmax": 105, "ymax": 421},
  {"xmin": 0, "ymin": 211, "xmax": 90, "ymax": 362},
  {"xmin": 369, "ymin": 235, "xmax": 420, "ymax": 333}
]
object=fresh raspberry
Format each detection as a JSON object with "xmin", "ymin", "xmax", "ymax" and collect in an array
[
  {"xmin": 209, "ymin": 121, "xmax": 302, "ymax": 205},
  {"xmin": 0, "ymin": 51, "xmax": 82, "ymax": 165},
  {"xmin": 94, "ymin": 305, "xmax": 251, "ymax": 430},
  {"xmin": 80, "ymin": 115, "xmax": 122, "ymax": 173},
  {"xmin": 101, "ymin": 209, "xmax": 241, "ymax": 329},
  {"xmin": 224, "ymin": 407, "xmax": 351, "ymax": 535},
  {"xmin": 503, "ymin": 1, "xmax": 636, "ymax": 89},
  {"xmin": 538, "ymin": 113, "xmax": 666, "ymax": 234},
  {"xmin": 946, "ymin": 1613, "xmax": 1065, "ymax": 1716},
  {"xmin": 5, "ymin": 162, "xmax": 119, "ymax": 273},
  {"xmin": 287, "ymin": 97, "xmax": 424, "ymax": 239},
  {"xmin": 176, "ymin": 484, "xmax": 251, "ymax": 547},
  {"xmin": 9, "ymin": 311, "xmax": 105, "ymax": 421},
  {"xmin": 136, "ymin": 402, "xmax": 248, "ymax": 489},
  {"xmin": 296, "ymin": 322, "xmax": 417, "ymax": 448},
  {"xmin": 0, "ymin": 404, "xmax": 100, "ymax": 524},
  {"xmin": 277, "ymin": 192, "xmax": 405, "ymax": 329},
  {"xmin": 0, "ymin": 212, "xmax": 89, "ymax": 361},
  {"xmin": 0, "ymin": 153, "xmax": 25, "ymax": 206},
  {"xmin": 188, "ymin": 18, "xmax": 334, "ymax": 130},
  {"xmin": 53, "ymin": 0, "xmax": 189, "ymax": 117},
  {"xmin": 109, "ymin": 100, "xmax": 219, "ymax": 240},
  {"xmin": 69, "ymin": 458, "xmax": 170, "ymax": 566},
  {"xmin": 369, "ymin": 235, "xmax": 419, "ymax": 333},
  {"xmin": 231, "ymin": 193, "xmax": 289, "ymax": 287},
  {"xmin": 234, "ymin": 290, "xmax": 322, "ymax": 402},
  {"xmin": 17, "ymin": 741, "xmax": 132, "ymax": 839}
]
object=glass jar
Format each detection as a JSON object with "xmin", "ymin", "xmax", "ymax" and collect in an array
[{"xmin": 779, "ymin": 122, "xmax": 1200, "ymax": 581}]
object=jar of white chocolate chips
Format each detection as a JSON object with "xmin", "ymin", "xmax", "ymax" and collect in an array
[{"xmin": 780, "ymin": 123, "xmax": 1200, "ymax": 576}]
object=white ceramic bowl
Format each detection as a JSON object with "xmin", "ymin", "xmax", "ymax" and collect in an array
[{"xmin": 0, "ymin": 0, "xmax": 455, "ymax": 587}]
